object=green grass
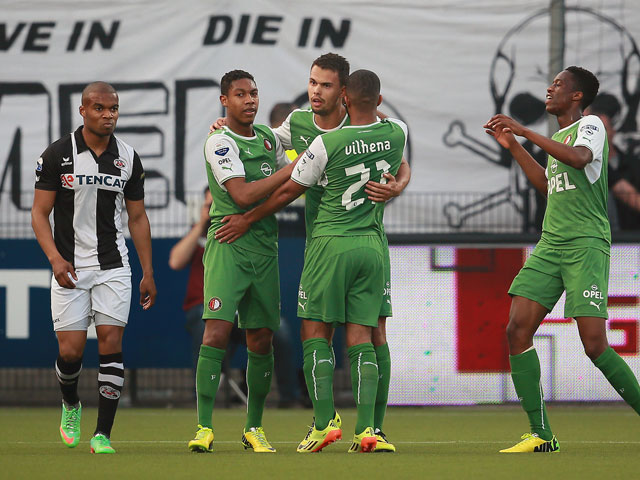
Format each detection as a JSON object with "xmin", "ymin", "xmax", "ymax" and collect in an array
[{"xmin": 1, "ymin": 405, "xmax": 638, "ymax": 480}]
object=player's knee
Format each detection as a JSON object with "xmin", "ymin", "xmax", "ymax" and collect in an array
[
  {"xmin": 582, "ymin": 337, "xmax": 608, "ymax": 361},
  {"xmin": 505, "ymin": 317, "xmax": 532, "ymax": 351},
  {"xmin": 59, "ymin": 347, "xmax": 83, "ymax": 363},
  {"xmin": 372, "ymin": 328, "xmax": 386, "ymax": 346},
  {"xmin": 246, "ymin": 331, "xmax": 273, "ymax": 354}
]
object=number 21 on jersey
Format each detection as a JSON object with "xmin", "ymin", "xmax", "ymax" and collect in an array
[{"xmin": 342, "ymin": 160, "xmax": 391, "ymax": 210}]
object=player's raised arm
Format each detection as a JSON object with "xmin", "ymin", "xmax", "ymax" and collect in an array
[
  {"xmin": 486, "ymin": 114, "xmax": 592, "ymax": 169},
  {"xmin": 484, "ymin": 117, "xmax": 548, "ymax": 196}
]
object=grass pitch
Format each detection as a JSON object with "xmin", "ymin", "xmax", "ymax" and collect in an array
[{"xmin": 1, "ymin": 405, "xmax": 638, "ymax": 480}]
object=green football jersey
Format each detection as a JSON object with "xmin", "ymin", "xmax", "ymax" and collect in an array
[
  {"xmin": 204, "ymin": 124, "xmax": 288, "ymax": 256},
  {"xmin": 541, "ymin": 115, "xmax": 610, "ymax": 250},
  {"xmin": 273, "ymin": 108, "xmax": 350, "ymax": 238},
  {"xmin": 291, "ymin": 118, "xmax": 408, "ymax": 237}
]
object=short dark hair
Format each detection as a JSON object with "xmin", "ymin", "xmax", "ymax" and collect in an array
[
  {"xmin": 565, "ymin": 66, "xmax": 599, "ymax": 109},
  {"xmin": 312, "ymin": 53, "xmax": 350, "ymax": 87},
  {"xmin": 588, "ymin": 92, "xmax": 621, "ymax": 120},
  {"xmin": 346, "ymin": 69, "xmax": 380, "ymax": 109},
  {"xmin": 81, "ymin": 81, "xmax": 117, "ymax": 105},
  {"xmin": 269, "ymin": 102, "xmax": 297, "ymax": 127},
  {"xmin": 220, "ymin": 70, "xmax": 255, "ymax": 95}
]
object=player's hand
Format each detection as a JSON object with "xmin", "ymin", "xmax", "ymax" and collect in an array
[
  {"xmin": 484, "ymin": 123, "xmax": 517, "ymax": 149},
  {"xmin": 215, "ymin": 214, "xmax": 250, "ymax": 244},
  {"xmin": 484, "ymin": 114, "xmax": 526, "ymax": 137},
  {"xmin": 51, "ymin": 256, "xmax": 77, "ymax": 289},
  {"xmin": 209, "ymin": 117, "xmax": 227, "ymax": 133},
  {"xmin": 139, "ymin": 275, "xmax": 157, "ymax": 310},
  {"xmin": 365, "ymin": 173, "xmax": 401, "ymax": 203}
]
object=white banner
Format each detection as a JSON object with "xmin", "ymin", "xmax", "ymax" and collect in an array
[{"xmin": 2, "ymin": 0, "xmax": 640, "ymax": 235}]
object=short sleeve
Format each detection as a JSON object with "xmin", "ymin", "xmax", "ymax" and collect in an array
[
  {"xmin": 205, "ymin": 134, "xmax": 245, "ymax": 190},
  {"xmin": 291, "ymin": 136, "xmax": 329, "ymax": 187},
  {"xmin": 574, "ymin": 115, "xmax": 606, "ymax": 162},
  {"xmin": 124, "ymin": 151, "xmax": 145, "ymax": 200},
  {"xmin": 575, "ymin": 115, "xmax": 606, "ymax": 184},
  {"xmin": 269, "ymin": 127, "xmax": 290, "ymax": 169},
  {"xmin": 386, "ymin": 118, "xmax": 409, "ymax": 151},
  {"xmin": 34, "ymin": 145, "xmax": 60, "ymax": 191},
  {"xmin": 272, "ymin": 112, "xmax": 293, "ymax": 149}
]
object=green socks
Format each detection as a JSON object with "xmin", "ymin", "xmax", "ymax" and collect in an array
[
  {"xmin": 196, "ymin": 344, "xmax": 225, "ymax": 428},
  {"xmin": 509, "ymin": 348, "xmax": 553, "ymax": 440},
  {"xmin": 302, "ymin": 338, "xmax": 335, "ymax": 430},
  {"xmin": 374, "ymin": 343, "xmax": 391, "ymax": 431},
  {"xmin": 348, "ymin": 343, "xmax": 378, "ymax": 435},
  {"xmin": 245, "ymin": 349, "xmax": 274, "ymax": 430},
  {"xmin": 594, "ymin": 346, "xmax": 640, "ymax": 414}
]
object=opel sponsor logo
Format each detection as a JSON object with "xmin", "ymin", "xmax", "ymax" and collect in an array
[{"xmin": 260, "ymin": 162, "xmax": 273, "ymax": 176}]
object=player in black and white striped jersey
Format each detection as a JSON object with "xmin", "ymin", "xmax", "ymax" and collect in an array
[{"xmin": 31, "ymin": 81, "xmax": 157, "ymax": 454}]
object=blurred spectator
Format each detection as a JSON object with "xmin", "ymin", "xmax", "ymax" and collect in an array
[
  {"xmin": 586, "ymin": 93, "xmax": 640, "ymax": 231},
  {"xmin": 168, "ymin": 188, "xmax": 245, "ymax": 401},
  {"xmin": 168, "ymin": 188, "xmax": 211, "ymax": 371}
]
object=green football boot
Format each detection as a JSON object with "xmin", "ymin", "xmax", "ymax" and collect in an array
[{"xmin": 59, "ymin": 401, "xmax": 81, "ymax": 448}]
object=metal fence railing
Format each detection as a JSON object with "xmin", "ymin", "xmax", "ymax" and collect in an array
[{"xmin": 5, "ymin": 189, "xmax": 640, "ymax": 241}]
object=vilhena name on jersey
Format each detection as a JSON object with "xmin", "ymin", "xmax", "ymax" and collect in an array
[
  {"xmin": 291, "ymin": 118, "xmax": 408, "ymax": 238},
  {"xmin": 344, "ymin": 139, "xmax": 392, "ymax": 155}
]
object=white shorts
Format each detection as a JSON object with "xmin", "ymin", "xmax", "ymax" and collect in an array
[{"xmin": 51, "ymin": 266, "xmax": 131, "ymax": 331}]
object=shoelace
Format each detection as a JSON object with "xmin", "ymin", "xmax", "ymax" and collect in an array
[
  {"xmin": 64, "ymin": 409, "xmax": 79, "ymax": 430},
  {"xmin": 250, "ymin": 428, "xmax": 271, "ymax": 447},
  {"xmin": 196, "ymin": 428, "xmax": 212, "ymax": 440},
  {"xmin": 301, "ymin": 424, "xmax": 314, "ymax": 442}
]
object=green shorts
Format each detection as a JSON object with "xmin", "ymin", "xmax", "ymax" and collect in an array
[
  {"xmin": 509, "ymin": 244, "xmax": 610, "ymax": 319},
  {"xmin": 298, "ymin": 235, "xmax": 384, "ymax": 327},
  {"xmin": 202, "ymin": 240, "xmax": 280, "ymax": 330},
  {"xmin": 379, "ymin": 235, "xmax": 392, "ymax": 318}
]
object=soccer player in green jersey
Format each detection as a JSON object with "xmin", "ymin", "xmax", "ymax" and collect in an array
[
  {"xmin": 485, "ymin": 66, "xmax": 640, "ymax": 453},
  {"xmin": 187, "ymin": 70, "xmax": 295, "ymax": 454},
  {"xmin": 216, "ymin": 70, "xmax": 408, "ymax": 453},
  {"xmin": 213, "ymin": 53, "xmax": 410, "ymax": 452}
]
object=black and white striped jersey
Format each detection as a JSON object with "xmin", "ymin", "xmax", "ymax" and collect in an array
[{"xmin": 35, "ymin": 126, "xmax": 145, "ymax": 270}]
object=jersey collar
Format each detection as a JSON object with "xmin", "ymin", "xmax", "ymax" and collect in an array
[
  {"xmin": 74, "ymin": 126, "xmax": 119, "ymax": 157},
  {"xmin": 223, "ymin": 125, "xmax": 257, "ymax": 140},
  {"xmin": 312, "ymin": 112, "xmax": 349, "ymax": 132}
]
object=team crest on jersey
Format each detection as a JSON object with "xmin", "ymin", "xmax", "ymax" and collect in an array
[
  {"xmin": 60, "ymin": 174, "xmax": 74, "ymax": 189},
  {"xmin": 36, "ymin": 157, "xmax": 43, "ymax": 172},
  {"xmin": 215, "ymin": 146, "xmax": 230, "ymax": 156},
  {"xmin": 260, "ymin": 162, "xmax": 273, "ymax": 176},
  {"xmin": 550, "ymin": 158, "xmax": 558, "ymax": 174},
  {"xmin": 208, "ymin": 297, "xmax": 222, "ymax": 312},
  {"xmin": 264, "ymin": 138, "xmax": 272, "ymax": 151},
  {"xmin": 114, "ymin": 158, "xmax": 126, "ymax": 169},
  {"xmin": 563, "ymin": 134, "xmax": 572, "ymax": 145}
]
